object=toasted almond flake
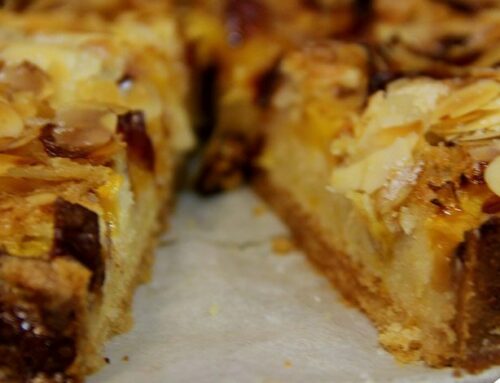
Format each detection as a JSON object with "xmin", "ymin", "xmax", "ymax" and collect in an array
[
  {"xmin": 432, "ymin": 80, "xmax": 500, "ymax": 122},
  {"xmin": 399, "ymin": 207, "xmax": 417, "ymax": 235},
  {"xmin": 25, "ymin": 193, "xmax": 57, "ymax": 206},
  {"xmin": 466, "ymin": 141, "xmax": 500, "ymax": 162},
  {"xmin": 431, "ymin": 109, "xmax": 497, "ymax": 134},
  {"xmin": 456, "ymin": 126, "xmax": 500, "ymax": 142},
  {"xmin": 451, "ymin": 110, "xmax": 500, "ymax": 134},
  {"xmin": 0, "ymin": 153, "xmax": 22, "ymax": 175},
  {"xmin": 485, "ymin": 156, "xmax": 500, "ymax": 196},
  {"xmin": 330, "ymin": 133, "xmax": 419, "ymax": 194},
  {"xmin": 0, "ymin": 100, "xmax": 23, "ymax": 139}
]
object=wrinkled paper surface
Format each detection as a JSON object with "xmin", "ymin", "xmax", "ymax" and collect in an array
[{"xmin": 90, "ymin": 188, "xmax": 500, "ymax": 383}]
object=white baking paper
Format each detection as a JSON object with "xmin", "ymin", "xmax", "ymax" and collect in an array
[{"xmin": 90, "ymin": 188, "xmax": 500, "ymax": 383}]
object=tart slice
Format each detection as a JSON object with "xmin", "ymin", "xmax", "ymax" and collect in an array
[
  {"xmin": 0, "ymin": 9, "xmax": 193, "ymax": 383},
  {"xmin": 184, "ymin": 0, "xmax": 360, "ymax": 194},
  {"xmin": 256, "ymin": 41, "xmax": 500, "ymax": 371}
]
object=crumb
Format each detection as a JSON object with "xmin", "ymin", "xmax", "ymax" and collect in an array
[
  {"xmin": 209, "ymin": 303, "xmax": 219, "ymax": 317},
  {"xmin": 284, "ymin": 360, "xmax": 293, "ymax": 368},
  {"xmin": 122, "ymin": 355, "xmax": 129, "ymax": 362},
  {"xmin": 253, "ymin": 204, "xmax": 267, "ymax": 216},
  {"xmin": 272, "ymin": 235, "xmax": 295, "ymax": 255},
  {"xmin": 104, "ymin": 357, "xmax": 111, "ymax": 364}
]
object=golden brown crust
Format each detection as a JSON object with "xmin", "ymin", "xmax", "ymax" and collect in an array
[
  {"xmin": 255, "ymin": 171, "xmax": 500, "ymax": 371},
  {"xmin": 253, "ymin": 172, "xmax": 431, "ymax": 364}
]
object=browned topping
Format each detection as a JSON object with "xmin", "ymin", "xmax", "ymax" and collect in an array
[
  {"xmin": 462, "ymin": 162, "xmax": 487, "ymax": 185},
  {"xmin": 0, "ymin": 300, "xmax": 76, "ymax": 374},
  {"xmin": 117, "ymin": 110, "xmax": 155, "ymax": 171},
  {"xmin": 428, "ymin": 181, "xmax": 461, "ymax": 214},
  {"xmin": 225, "ymin": 0, "xmax": 268, "ymax": 46},
  {"xmin": 53, "ymin": 198, "xmax": 104, "ymax": 291}
]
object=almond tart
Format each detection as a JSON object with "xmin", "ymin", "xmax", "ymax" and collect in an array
[
  {"xmin": 256, "ymin": 41, "xmax": 500, "ymax": 372},
  {"xmin": 0, "ymin": 9, "xmax": 193, "ymax": 383}
]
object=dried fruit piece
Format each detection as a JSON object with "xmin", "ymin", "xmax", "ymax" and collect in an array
[
  {"xmin": 53, "ymin": 198, "xmax": 103, "ymax": 291},
  {"xmin": 0, "ymin": 300, "xmax": 76, "ymax": 374},
  {"xmin": 117, "ymin": 110, "xmax": 155, "ymax": 171}
]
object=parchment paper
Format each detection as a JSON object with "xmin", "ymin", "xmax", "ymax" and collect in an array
[{"xmin": 90, "ymin": 188, "xmax": 500, "ymax": 383}]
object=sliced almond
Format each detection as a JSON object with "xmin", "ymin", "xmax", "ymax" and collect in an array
[
  {"xmin": 41, "ymin": 106, "xmax": 117, "ymax": 158},
  {"xmin": 0, "ymin": 100, "xmax": 23, "ymax": 139},
  {"xmin": 0, "ymin": 153, "xmax": 23, "ymax": 175},
  {"xmin": 432, "ymin": 80, "xmax": 500, "ymax": 122},
  {"xmin": 0, "ymin": 61, "xmax": 50, "ymax": 97},
  {"xmin": 456, "ymin": 126, "xmax": 500, "ymax": 142},
  {"xmin": 330, "ymin": 133, "xmax": 419, "ymax": 194},
  {"xmin": 485, "ymin": 156, "xmax": 500, "ymax": 197}
]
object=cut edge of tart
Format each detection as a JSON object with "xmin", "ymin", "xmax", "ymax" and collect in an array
[
  {"xmin": 256, "ymin": 40, "xmax": 500, "ymax": 372},
  {"xmin": 0, "ymin": 9, "xmax": 193, "ymax": 383}
]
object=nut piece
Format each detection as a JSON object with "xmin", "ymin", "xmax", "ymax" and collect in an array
[
  {"xmin": 40, "ymin": 107, "xmax": 116, "ymax": 159},
  {"xmin": 432, "ymin": 80, "xmax": 500, "ymax": 122},
  {"xmin": 485, "ymin": 156, "xmax": 500, "ymax": 197},
  {"xmin": 330, "ymin": 133, "xmax": 419, "ymax": 194},
  {"xmin": 0, "ymin": 100, "xmax": 23, "ymax": 140}
]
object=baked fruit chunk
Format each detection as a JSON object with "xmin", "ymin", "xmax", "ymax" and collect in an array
[
  {"xmin": 0, "ymin": 9, "xmax": 192, "ymax": 383},
  {"xmin": 257, "ymin": 41, "xmax": 499, "ymax": 372}
]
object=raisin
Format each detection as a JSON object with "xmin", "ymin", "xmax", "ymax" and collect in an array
[
  {"xmin": 117, "ymin": 110, "xmax": 155, "ymax": 171},
  {"xmin": 53, "ymin": 198, "xmax": 104, "ymax": 291},
  {"xmin": 254, "ymin": 58, "xmax": 281, "ymax": 108},
  {"xmin": 0, "ymin": 302, "xmax": 76, "ymax": 374}
]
